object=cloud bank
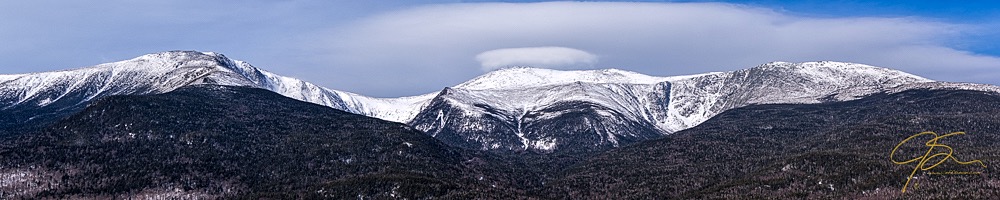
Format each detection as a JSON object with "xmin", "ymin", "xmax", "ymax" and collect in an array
[
  {"xmin": 475, "ymin": 47, "xmax": 598, "ymax": 71},
  {"xmin": 313, "ymin": 2, "xmax": 999, "ymax": 96},
  {"xmin": 1, "ymin": 1, "xmax": 996, "ymax": 97}
]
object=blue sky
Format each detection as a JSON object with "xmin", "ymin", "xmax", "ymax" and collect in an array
[
  {"xmin": 707, "ymin": 0, "xmax": 1000, "ymax": 55},
  {"xmin": 0, "ymin": 0, "xmax": 997, "ymax": 97}
]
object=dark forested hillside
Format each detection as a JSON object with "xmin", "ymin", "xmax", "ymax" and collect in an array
[
  {"xmin": 3, "ymin": 84, "xmax": 999, "ymax": 199},
  {"xmin": 548, "ymin": 89, "xmax": 1000, "ymax": 199},
  {"xmin": 0, "ymin": 91, "xmax": 96, "ymax": 138},
  {"xmin": 0, "ymin": 85, "xmax": 539, "ymax": 199}
]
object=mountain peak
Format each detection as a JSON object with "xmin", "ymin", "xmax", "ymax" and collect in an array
[
  {"xmin": 126, "ymin": 50, "xmax": 223, "ymax": 64},
  {"xmin": 1, "ymin": 50, "xmax": 325, "ymax": 111},
  {"xmin": 455, "ymin": 67, "xmax": 669, "ymax": 90},
  {"xmin": 748, "ymin": 61, "xmax": 932, "ymax": 83},
  {"xmin": 757, "ymin": 61, "xmax": 878, "ymax": 69},
  {"xmin": 2, "ymin": 51, "xmax": 980, "ymax": 155},
  {"xmin": 0, "ymin": 50, "xmax": 440, "ymax": 130}
]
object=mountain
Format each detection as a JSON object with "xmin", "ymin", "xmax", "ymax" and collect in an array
[
  {"xmin": 0, "ymin": 51, "xmax": 944, "ymax": 154},
  {"xmin": 0, "ymin": 85, "xmax": 541, "ymax": 199},
  {"xmin": 0, "ymin": 51, "xmax": 426, "ymax": 136},
  {"xmin": 3, "ymin": 81, "xmax": 996, "ymax": 199},
  {"xmin": 546, "ymin": 87, "xmax": 1000, "ymax": 199},
  {"xmin": 409, "ymin": 62, "xmax": 932, "ymax": 153},
  {"xmin": 3, "ymin": 51, "xmax": 999, "ymax": 198}
]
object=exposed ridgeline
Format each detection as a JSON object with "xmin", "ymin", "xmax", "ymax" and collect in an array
[
  {"xmin": 408, "ymin": 62, "xmax": 932, "ymax": 154},
  {"xmin": 0, "ymin": 51, "xmax": 424, "ymax": 136}
]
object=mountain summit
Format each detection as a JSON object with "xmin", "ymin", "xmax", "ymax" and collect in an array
[
  {"xmin": 408, "ymin": 61, "xmax": 934, "ymax": 153},
  {"xmin": 0, "ymin": 51, "xmax": 421, "ymax": 133},
  {"xmin": 453, "ymin": 67, "xmax": 684, "ymax": 90}
]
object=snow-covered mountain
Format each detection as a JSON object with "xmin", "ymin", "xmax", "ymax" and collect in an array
[
  {"xmin": 6, "ymin": 51, "xmax": 981, "ymax": 153},
  {"xmin": 407, "ymin": 63, "xmax": 935, "ymax": 153},
  {"xmin": 659, "ymin": 61, "xmax": 934, "ymax": 132},
  {"xmin": 0, "ymin": 51, "xmax": 427, "ymax": 132}
]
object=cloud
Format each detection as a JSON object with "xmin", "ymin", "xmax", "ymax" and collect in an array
[
  {"xmin": 475, "ymin": 46, "xmax": 598, "ymax": 71},
  {"xmin": 1, "ymin": 1, "xmax": 996, "ymax": 97},
  {"xmin": 310, "ymin": 2, "xmax": 999, "ymax": 96}
]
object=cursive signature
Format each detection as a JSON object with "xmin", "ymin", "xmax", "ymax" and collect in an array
[{"xmin": 889, "ymin": 131, "xmax": 986, "ymax": 193}]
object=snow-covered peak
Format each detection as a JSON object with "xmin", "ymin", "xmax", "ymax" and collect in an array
[
  {"xmin": 0, "ymin": 74, "xmax": 21, "ymax": 83},
  {"xmin": 5, "ymin": 51, "xmax": 984, "ymax": 153},
  {"xmin": 0, "ymin": 51, "xmax": 239, "ymax": 109},
  {"xmin": 454, "ymin": 67, "xmax": 674, "ymax": 90},
  {"xmin": 0, "ymin": 51, "xmax": 436, "ymax": 123},
  {"xmin": 2, "ymin": 51, "xmax": 218, "ymax": 76},
  {"xmin": 454, "ymin": 61, "xmax": 926, "ymax": 92},
  {"xmin": 438, "ymin": 61, "xmax": 938, "ymax": 133},
  {"xmin": 751, "ymin": 61, "xmax": 932, "ymax": 83}
]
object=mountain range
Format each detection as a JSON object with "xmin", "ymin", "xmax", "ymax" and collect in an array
[
  {"xmin": 6, "ymin": 51, "xmax": 990, "ymax": 154},
  {"xmin": 2, "ymin": 51, "xmax": 1000, "ymax": 198},
  {"xmin": 0, "ymin": 51, "xmax": 422, "ymax": 135}
]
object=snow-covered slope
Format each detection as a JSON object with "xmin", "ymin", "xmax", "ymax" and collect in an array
[
  {"xmin": 660, "ymin": 61, "xmax": 933, "ymax": 132},
  {"xmin": 411, "ymin": 82, "xmax": 670, "ymax": 152},
  {"xmin": 408, "ymin": 61, "xmax": 934, "ymax": 152},
  {"xmin": 453, "ymin": 67, "xmax": 697, "ymax": 90},
  {"xmin": 0, "ymin": 51, "xmax": 430, "ymax": 129},
  {"xmin": 1, "ymin": 51, "xmax": 968, "ymax": 153},
  {"xmin": 448, "ymin": 62, "xmax": 932, "ymax": 133}
]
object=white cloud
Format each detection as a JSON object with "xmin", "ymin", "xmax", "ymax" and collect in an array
[
  {"xmin": 7, "ymin": 1, "xmax": 992, "ymax": 97},
  {"xmin": 475, "ymin": 46, "xmax": 598, "ymax": 71},
  {"xmin": 308, "ymin": 2, "xmax": 999, "ymax": 96}
]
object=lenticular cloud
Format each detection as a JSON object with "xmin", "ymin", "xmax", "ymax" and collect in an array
[{"xmin": 476, "ymin": 47, "xmax": 598, "ymax": 71}]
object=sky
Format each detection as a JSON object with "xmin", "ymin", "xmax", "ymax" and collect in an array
[{"xmin": 0, "ymin": 0, "xmax": 997, "ymax": 97}]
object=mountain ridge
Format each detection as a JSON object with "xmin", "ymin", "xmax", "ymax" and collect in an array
[
  {"xmin": 3, "ymin": 51, "xmax": 988, "ymax": 153},
  {"xmin": 0, "ymin": 51, "xmax": 425, "ymax": 134},
  {"xmin": 0, "ymin": 84, "xmax": 532, "ymax": 198},
  {"xmin": 407, "ymin": 61, "xmax": 941, "ymax": 153}
]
